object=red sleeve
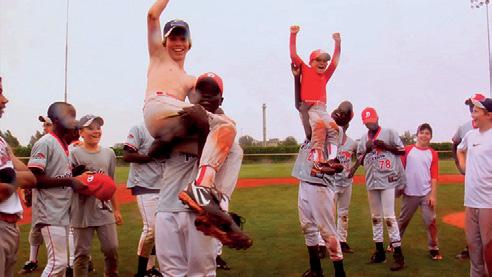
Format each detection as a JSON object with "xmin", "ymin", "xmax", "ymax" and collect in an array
[
  {"xmin": 290, "ymin": 33, "xmax": 304, "ymax": 66},
  {"xmin": 430, "ymin": 148, "xmax": 439, "ymax": 180},
  {"xmin": 323, "ymin": 39, "xmax": 341, "ymax": 80},
  {"xmin": 400, "ymin": 145, "xmax": 413, "ymax": 168}
]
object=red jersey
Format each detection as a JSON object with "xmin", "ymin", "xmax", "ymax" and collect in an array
[{"xmin": 290, "ymin": 33, "xmax": 341, "ymax": 103}]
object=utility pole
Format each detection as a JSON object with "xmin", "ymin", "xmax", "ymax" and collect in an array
[
  {"xmin": 64, "ymin": 0, "xmax": 70, "ymax": 102},
  {"xmin": 471, "ymin": 0, "xmax": 492, "ymax": 96},
  {"xmin": 262, "ymin": 103, "xmax": 267, "ymax": 146}
]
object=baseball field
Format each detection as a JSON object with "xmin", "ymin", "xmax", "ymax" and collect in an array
[{"xmin": 15, "ymin": 160, "xmax": 470, "ymax": 276}]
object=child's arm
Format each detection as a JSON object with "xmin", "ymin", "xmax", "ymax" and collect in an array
[
  {"xmin": 147, "ymin": 0, "xmax": 170, "ymax": 57},
  {"xmin": 289, "ymin": 26, "xmax": 304, "ymax": 66},
  {"xmin": 324, "ymin": 32, "xmax": 341, "ymax": 79}
]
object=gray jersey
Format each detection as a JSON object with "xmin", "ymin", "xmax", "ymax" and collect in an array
[
  {"xmin": 292, "ymin": 127, "xmax": 344, "ymax": 188},
  {"xmin": 69, "ymin": 147, "xmax": 116, "ymax": 228},
  {"xmin": 125, "ymin": 124, "xmax": 165, "ymax": 192},
  {"xmin": 28, "ymin": 134, "xmax": 73, "ymax": 227},
  {"xmin": 452, "ymin": 120, "xmax": 473, "ymax": 143},
  {"xmin": 357, "ymin": 128, "xmax": 406, "ymax": 190},
  {"xmin": 334, "ymin": 136, "xmax": 357, "ymax": 188},
  {"xmin": 156, "ymin": 152, "xmax": 197, "ymax": 213}
]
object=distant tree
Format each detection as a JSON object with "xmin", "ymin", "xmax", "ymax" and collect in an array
[
  {"xmin": 0, "ymin": 130, "xmax": 20, "ymax": 148},
  {"xmin": 400, "ymin": 130, "xmax": 416, "ymax": 146},
  {"xmin": 282, "ymin": 136, "xmax": 298, "ymax": 146},
  {"xmin": 28, "ymin": 130, "xmax": 44, "ymax": 147},
  {"xmin": 239, "ymin": 135, "xmax": 256, "ymax": 148}
]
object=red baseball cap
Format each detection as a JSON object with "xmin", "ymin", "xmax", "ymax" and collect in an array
[
  {"xmin": 361, "ymin": 107, "xmax": 379, "ymax": 124},
  {"xmin": 76, "ymin": 172, "xmax": 116, "ymax": 201},
  {"xmin": 196, "ymin": 72, "xmax": 223, "ymax": 95},
  {"xmin": 465, "ymin": 93, "xmax": 486, "ymax": 105},
  {"xmin": 309, "ymin": 49, "xmax": 330, "ymax": 63}
]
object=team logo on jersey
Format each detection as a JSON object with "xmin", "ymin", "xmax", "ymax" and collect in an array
[
  {"xmin": 33, "ymin": 153, "xmax": 46, "ymax": 160},
  {"xmin": 127, "ymin": 134, "xmax": 134, "ymax": 139},
  {"xmin": 191, "ymin": 185, "xmax": 211, "ymax": 206}
]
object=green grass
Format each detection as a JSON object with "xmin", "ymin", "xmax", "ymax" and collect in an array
[
  {"xmin": 16, "ymin": 183, "xmax": 469, "ymax": 276},
  {"xmin": 115, "ymin": 160, "xmax": 460, "ymax": 182}
]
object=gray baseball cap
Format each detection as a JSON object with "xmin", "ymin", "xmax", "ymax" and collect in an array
[{"xmin": 77, "ymin": 115, "xmax": 104, "ymax": 129}]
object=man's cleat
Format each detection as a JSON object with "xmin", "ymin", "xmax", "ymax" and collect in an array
[
  {"xmin": 301, "ymin": 269, "xmax": 324, "ymax": 277},
  {"xmin": 340, "ymin": 242, "xmax": 354, "ymax": 254},
  {"xmin": 18, "ymin": 261, "xmax": 38, "ymax": 274},
  {"xmin": 455, "ymin": 247, "xmax": 469, "ymax": 260},
  {"xmin": 216, "ymin": 255, "xmax": 231, "ymax": 270},
  {"xmin": 430, "ymin": 249, "xmax": 443, "ymax": 260},
  {"xmin": 179, "ymin": 182, "xmax": 253, "ymax": 250},
  {"xmin": 390, "ymin": 252, "xmax": 405, "ymax": 271},
  {"xmin": 369, "ymin": 251, "xmax": 386, "ymax": 264}
]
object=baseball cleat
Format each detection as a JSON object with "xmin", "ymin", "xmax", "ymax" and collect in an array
[
  {"xmin": 301, "ymin": 269, "xmax": 324, "ymax": 277},
  {"xmin": 18, "ymin": 261, "xmax": 38, "ymax": 274},
  {"xmin": 430, "ymin": 249, "xmax": 443, "ymax": 260},
  {"xmin": 216, "ymin": 255, "xmax": 231, "ymax": 270},
  {"xmin": 369, "ymin": 251, "xmax": 386, "ymax": 264},
  {"xmin": 179, "ymin": 182, "xmax": 253, "ymax": 250},
  {"xmin": 390, "ymin": 252, "xmax": 405, "ymax": 271}
]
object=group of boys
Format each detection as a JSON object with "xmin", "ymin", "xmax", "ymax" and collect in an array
[{"xmin": 289, "ymin": 21, "xmax": 492, "ymax": 277}]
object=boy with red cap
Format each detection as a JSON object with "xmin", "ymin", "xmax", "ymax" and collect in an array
[
  {"xmin": 289, "ymin": 25, "xmax": 342, "ymax": 174},
  {"xmin": 69, "ymin": 115, "xmax": 122, "ymax": 276},
  {"xmin": 457, "ymin": 97, "xmax": 492, "ymax": 277},
  {"xmin": 355, "ymin": 107, "xmax": 406, "ymax": 271},
  {"xmin": 144, "ymin": 0, "xmax": 237, "ymax": 197}
]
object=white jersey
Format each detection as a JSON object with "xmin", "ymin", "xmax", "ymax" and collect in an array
[
  {"xmin": 28, "ymin": 133, "xmax": 73, "ymax": 227},
  {"xmin": 402, "ymin": 145, "xmax": 439, "ymax": 196},
  {"xmin": 333, "ymin": 136, "xmax": 357, "ymax": 188},
  {"xmin": 357, "ymin": 128, "xmax": 406, "ymax": 190},
  {"xmin": 0, "ymin": 137, "xmax": 22, "ymax": 216},
  {"xmin": 458, "ymin": 128, "xmax": 492, "ymax": 208}
]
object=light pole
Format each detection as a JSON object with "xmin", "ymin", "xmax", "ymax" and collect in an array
[
  {"xmin": 64, "ymin": 0, "xmax": 70, "ymax": 102},
  {"xmin": 471, "ymin": 0, "xmax": 492, "ymax": 96},
  {"xmin": 262, "ymin": 103, "xmax": 267, "ymax": 146}
]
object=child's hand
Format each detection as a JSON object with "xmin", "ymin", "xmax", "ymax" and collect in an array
[
  {"xmin": 290, "ymin": 25, "xmax": 300, "ymax": 34},
  {"xmin": 332, "ymin": 32, "xmax": 341, "ymax": 41},
  {"xmin": 291, "ymin": 63, "xmax": 300, "ymax": 76}
]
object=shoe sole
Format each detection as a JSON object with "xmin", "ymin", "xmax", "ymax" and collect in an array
[{"xmin": 180, "ymin": 192, "xmax": 253, "ymax": 250}]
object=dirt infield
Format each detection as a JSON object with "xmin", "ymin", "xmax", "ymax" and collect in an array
[{"xmin": 18, "ymin": 174, "xmax": 466, "ymax": 226}]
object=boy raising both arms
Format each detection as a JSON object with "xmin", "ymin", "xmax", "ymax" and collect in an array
[{"xmin": 290, "ymin": 25, "xmax": 342, "ymax": 175}]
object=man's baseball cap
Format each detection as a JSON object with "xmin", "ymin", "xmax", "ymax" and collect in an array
[
  {"xmin": 77, "ymin": 115, "xmax": 104, "ymax": 129},
  {"xmin": 163, "ymin": 19, "xmax": 190, "ymax": 38},
  {"xmin": 361, "ymin": 107, "xmax": 379, "ymax": 124},
  {"xmin": 38, "ymin": 115, "xmax": 52, "ymax": 124},
  {"xmin": 471, "ymin": 97, "xmax": 492, "ymax": 112},
  {"xmin": 465, "ymin": 93, "xmax": 486, "ymax": 105},
  {"xmin": 309, "ymin": 49, "xmax": 330, "ymax": 63},
  {"xmin": 76, "ymin": 172, "xmax": 116, "ymax": 201},
  {"xmin": 196, "ymin": 72, "xmax": 224, "ymax": 95}
]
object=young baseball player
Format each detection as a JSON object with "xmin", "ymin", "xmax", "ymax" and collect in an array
[
  {"xmin": 0, "ymin": 76, "xmax": 37, "ymax": 277},
  {"xmin": 291, "ymin": 66, "xmax": 347, "ymax": 277},
  {"xmin": 70, "ymin": 115, "xmax": 122, "ymax": 277},
  {"xmin": 123, "ymin": 123, "xmax": 164, "ymax": 277},
  {"xmin": 356, "ymin": 107, "xmax": 406, "ymax": 271},
  {"xmin": 452, "ymin": 93, "xmax": 485, "ymax": 260},
  {"xmin": 144, "ymin": 0, "xmax": 237, "ymax": 193},
  {"xmin": 289, "ymin": 25, "xmax": 342, "ymax": 174},
  {"xmin": 397, "ymin": 123, "xmax": 442, "ymax": 260},
  {"xmin": 332, "ymin": 105, "xmax": 357, "ymax": 254},
  {"xmin": 28, "ymin": 102, "xmax": 87, "ymax": 276},
  {"xmin": 457, "ymin": 97, "xmax": 492, "ymax": 277}
]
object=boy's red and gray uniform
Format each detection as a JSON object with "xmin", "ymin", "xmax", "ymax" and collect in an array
[
  {"xmin": 69, "ymin": 146, "xmax": 118, "ymax": 276},
  {"xmin": 292, "ymin": 137, "xmax": 344, "ymax": 261},
  {"xmin": 357, "ymin": 128, "xmax": 406, "ymax": 248},
  {"xmin": 0, "ymin": 137, "xmax": 23, "ymax": 277},
  {"xmin": 125, "ymin": 123, "xmax": 165, "ymax": 261},
  {"xmin": 333, "ymin": 136, "xmax": 357, "ymax": 243},
  {"xmin": 28, "ymin": 133, "xmax": 74, "ymax": 276},
  {"xmin": 458, "ymin": 128, "xmax": 492, "ymax": 277},
  {"xmin": 397, "ymin": 145, "xmax": 439, "ymax": 250},
  {"xmin": 154, "ymin": 152, "xmax": 217, "ymax": 277}
]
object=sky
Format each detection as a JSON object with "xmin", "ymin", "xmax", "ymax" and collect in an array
[{"xmin": 0, "ymin": 0, "xmax": 491, "ymax": 147}]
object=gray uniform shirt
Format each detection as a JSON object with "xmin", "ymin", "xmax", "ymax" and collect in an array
[
  {"xmin": 452, "ymin": 120, "xmax": 473, "ymax": 143},
  {"xmin": 334, "ymin": 136, "xmax": 358, "ymax": 188},
  {"xmin": 357, "ymin": 128, "xmax": 406, "ymax": 190},
  {"xmin": 69, "ymin": 147, "xmax": 116, "ymax": 228},
  {"xmin": 28, "ymin": 133, "xmax": 73, "ymax": 227},
  {"xmin": 156, "ymin": 153, "xmax": 197, "ymax": 213},
  {"xmin": 125, "ymin": 123, "xmax": 165, "ymax": 192}
]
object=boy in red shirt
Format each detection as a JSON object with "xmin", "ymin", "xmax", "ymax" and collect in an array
[{"xmin": 290, "ymin": 25, "xmax": 342, "ymax": 173}]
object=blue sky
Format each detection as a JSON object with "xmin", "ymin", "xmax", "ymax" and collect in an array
[{"xmin": 0, "ymin": 0, "xmax": 490, "ymax": 147}]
